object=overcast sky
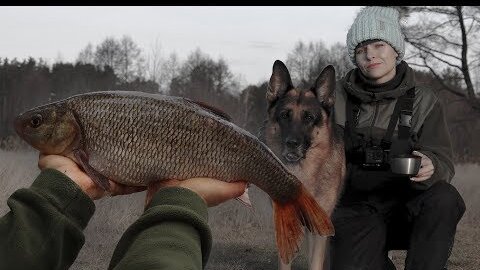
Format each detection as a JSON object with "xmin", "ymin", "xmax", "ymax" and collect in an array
[{"xmin": 0, "ymin": 6, "xmax": 362, "ymax": 86}]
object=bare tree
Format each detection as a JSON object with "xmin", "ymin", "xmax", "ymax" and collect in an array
[
  {"xmin": 146, "ymin": 37, "xmax": 163, "ymax": 85},
  {"xmin": 328, "ymin": 42, "xmax": 356, "ymax": 79},
  {"xmin": 118, "ymin": 35, "xmax": 145, "ymax": 82},
  {"xmin": 144, "ymin": 38, "xmax": 181, "ymax": 93},
  {"xmin": 239, "ymin": 83, "xmax": 268, "ymax": 135},
  {"xmin": 211, "ymin": 58, "xmax": 240, "ymax": 96},
  {"xmin": 54, "ymin": 51, "xmax": 65, "ymax": 64},
  {"xmin": 77, "ymin": 43, "xmax": 95, "ymax": 64},
  {"xmin": 286, "ymin": 40, "xmax": 354, "ymax": 86},
  {"xmin": 169, "ymin": 48, "xmax": 240, "ymax": 112},
  {"xmin": 94, "ymin": 37, "xmax": 122, "ymax": 72},
  {"xmin": 402, "ymin": 6, "xmax": 480, "ymax": 109},
  {"xmin": 158, "ymin": 52, "xmax": 180, "ymax": 93},
  {"xmin": 286, "ymin": 41, "xmax": 327, "ymax": 86},
  {"xmin": 89, "ymin": 36, "xmax": 146, "ymax": 83}
]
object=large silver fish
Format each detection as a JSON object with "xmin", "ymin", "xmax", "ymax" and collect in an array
[{"xmin": 14, "ymin": 91, "xmax": 333, "ymax": 263}]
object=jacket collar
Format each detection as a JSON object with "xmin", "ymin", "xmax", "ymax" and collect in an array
[{"xmin": 342, "ymin": 61, "xmax": 416, "ymax": 103}]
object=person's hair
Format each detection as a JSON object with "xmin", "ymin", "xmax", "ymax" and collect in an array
[{"xmin": 354, "ymin": 39, "xmax": 382, "ymax": 51}]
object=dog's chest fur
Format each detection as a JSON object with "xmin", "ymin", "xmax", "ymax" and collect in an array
[{"xmin": 265, "ymin": 120, "xmax": 345, "ymax": 215}]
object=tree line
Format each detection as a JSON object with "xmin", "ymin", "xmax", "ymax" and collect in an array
[{"xmin": 1, "ymin": 6, "xmax": 479, "ymax": 163}]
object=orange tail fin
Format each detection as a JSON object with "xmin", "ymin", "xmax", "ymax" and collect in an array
[{"xmin": 273, "ymin": 185, "xmax": 334, "ymax": 264}]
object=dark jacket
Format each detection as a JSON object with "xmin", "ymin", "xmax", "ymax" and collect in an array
[
  {"xmin": 0, "ymin": 169, "xmax": 212, "ymax": 270},
  {"xmin": 334, "ymin": 61, "xmax": 454, "ymax": 201}
]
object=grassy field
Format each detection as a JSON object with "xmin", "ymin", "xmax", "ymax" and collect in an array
[{"xmin": 1, "ymin": 150, "xmax": 478, "ymax": 269}]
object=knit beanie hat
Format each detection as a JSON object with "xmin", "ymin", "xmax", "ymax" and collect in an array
[{"xmin": 346, "ymin": 6, "xmax": 405, "ymax": 66}]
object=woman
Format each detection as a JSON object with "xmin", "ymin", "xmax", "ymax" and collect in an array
[{"xmin": 330, "ymin": 6, "xmax": 466, "ymax": 270}]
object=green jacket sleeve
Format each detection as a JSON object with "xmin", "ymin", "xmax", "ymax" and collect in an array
[
  {"xmin": 413, "ymin": 101, "xmax": 455, "ymax": 190},
  {"xmin": 108, "ymin": 186, "xmax": 212, "ymax": 270},
  {"xmin": 0, "ymin": 169, "xmax": 95, "ymax": 270}
]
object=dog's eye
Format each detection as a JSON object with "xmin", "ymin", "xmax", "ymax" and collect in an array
[
  {"xmin": 303, "ymin": 112, "xmax": 315, "ymax": 122},
  {"xmin": 279, "ymin": 111, "xmax": 290, "ymax": 120}
]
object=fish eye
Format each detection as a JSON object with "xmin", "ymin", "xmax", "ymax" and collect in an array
[{"xmin": 30, "ymin": 114, "xmax": 43, "ymax": 128}]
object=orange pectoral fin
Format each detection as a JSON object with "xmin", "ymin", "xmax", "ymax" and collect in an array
[{"xmin": 273, "ymin": 185, "xmax": 333, "ymax": 264}]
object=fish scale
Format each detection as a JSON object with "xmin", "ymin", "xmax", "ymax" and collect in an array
[
  {"xmin": 15, "ymin": 91, "xmax": 334, "ymax": 264},
  {"xmin": 61, "ymin": 92, "xmax": 299, "ymax": 202}
]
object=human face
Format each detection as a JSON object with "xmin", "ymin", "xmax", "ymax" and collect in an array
[{"xmin": 355, "ymin": 40, "xmax": 399, "ymax": 85}]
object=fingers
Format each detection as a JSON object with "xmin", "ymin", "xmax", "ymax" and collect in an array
[
  {"xmin": 212, "ymin": 180, "xmax": 248, "ymax": 200},
  {"xmin": 144, "ymin": 178, "xmax": 248, "ymax": 207},
  {"xmin": 412, "ymin": 150, "xmax": 426, "ymax": 158},
  {"xmin": 411, "ymin": 174, "xmax": 433, "ymax": 182},
  {"xmin": 38, "ymin": 153, "xmax": 57, "ymax": 170},
  {"xmin": 410, "ymin": 167, "xmax": 434, "ymax": 181},
  {"xmin": 38, "ymin": 155, "xmax": 249, "ymax": 206},
  {"xmin": 38, "ymin": 153, "xmax": 48, "ymax": 170},
  {"xmin": 415, "ymin": 170, "xmax": 435, "ymax": 180},
  {"xmin": 146, "ymin": 179, "xmax": 181, "ymax": 197},
  {"xmin": 179, "ymin": 178, "xmax": 247, "ymax": 207},
  {"xmin": 411, "ymin": 151, "xmax": 434, "ymax": 182},
  {"xmin": 38, "ymin": 154, "xmax": 77, "ymax": 171},
  {"xmin": 412, "ymin": 151, "xmax": 433, "ymax": 167},
  {"xmin": 417, "ymin": 163, "xmax": 434, "ymax": 175},
  {"xmin": 143, "ymin": 179, "xmax": 183, "ymax": 207},
  {"xmin": 110, "ymin": 182, "xmax": 147, "ymax": 196}
]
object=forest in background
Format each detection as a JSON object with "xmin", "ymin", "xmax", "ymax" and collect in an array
[{"xmin": 1, "ymin": 6, "xmax": 479, "ymax": 163}]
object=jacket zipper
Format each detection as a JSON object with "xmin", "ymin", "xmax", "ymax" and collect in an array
[{"xmin": 369, "ymin": 101, "xmax": 379, "ymax": 143}]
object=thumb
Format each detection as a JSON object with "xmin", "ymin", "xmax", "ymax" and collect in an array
[
  {"xmin": 412, "ymin": 151, "xmax": 425, "ymax": 157},
  {"xmin": 222, "ymin": 181, "xmax": 249, "ymax": 198},
  {"xmin": 184, "ymin": 179, "xmax": 248, "ymax": 207}
]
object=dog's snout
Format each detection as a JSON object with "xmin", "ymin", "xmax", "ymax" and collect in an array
[{"xmin": 286, "ymin": 138, "xmax": 300, "ymax": 148}]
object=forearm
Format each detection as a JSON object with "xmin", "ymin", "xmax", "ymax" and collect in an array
[
  {"xmin": 0, "ymin": 169, "xmax": 95, "ymax": 270},
  {"xmin": 109, "ymin": 187, "xmax": 212, "ymax": 270}
]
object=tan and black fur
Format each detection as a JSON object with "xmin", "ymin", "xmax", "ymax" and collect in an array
[{"xmin": 265, "ymin": 60, "xmax": 346, "ymax": 270}]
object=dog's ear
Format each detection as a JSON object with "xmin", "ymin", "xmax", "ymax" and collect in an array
[
  {"xmin": 267, "ymin": 60, "xmax": 293, "ymax": 104},
  {"xmin": 313, "ymin": 65, "xmax": 336, "ymax": 107}
]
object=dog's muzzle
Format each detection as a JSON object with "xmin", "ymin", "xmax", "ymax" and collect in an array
[
  {"xmin": 282, "ymin": 147, "xmax": 304, "ymax": 163},
  {"xmin": 284, "ymin": 152, "xmax": 302, "ymax": 162},
  {"xmin": 282, "ymin": 137, "xmax": 307, "ymax": 163}
]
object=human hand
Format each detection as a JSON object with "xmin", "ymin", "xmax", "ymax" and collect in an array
[
  {"xmin": 410, "ymin": 151, "xmax": 435, "ymax": 182},
  {"xmin": 38, "ymin": 154, "xmax": 146, "ymax": 200},
  {"xmin": 145, "ymin": 178, "xmax": 248, "ymax": 208}
]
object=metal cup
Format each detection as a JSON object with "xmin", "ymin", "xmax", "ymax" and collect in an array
[{"xmin": 390, "ymin": 154, "xmax": 421, "ymax": 176}]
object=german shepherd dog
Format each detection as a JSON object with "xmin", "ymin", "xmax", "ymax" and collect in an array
[{"xmin": 264, "ymin": 60, "xmax": 346, "ymax": 270}]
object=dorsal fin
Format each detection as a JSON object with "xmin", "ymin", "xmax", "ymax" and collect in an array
[{"xmin": 188, "ymin": 99, "xmax": 232, "ymax": 122}]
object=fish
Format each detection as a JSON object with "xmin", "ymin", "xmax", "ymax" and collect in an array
[{"xmin": 14, "ymin": 90, "xmax": 334, "ymax": 264}]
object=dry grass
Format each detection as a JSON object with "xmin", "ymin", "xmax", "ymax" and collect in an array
[
  {"xmin": 1, "ymin": 150, "xmax": 479, "ymax": 269},
  {"xmin": 0, "ymin": 150, "xmax": 38, "ymax": 203}
]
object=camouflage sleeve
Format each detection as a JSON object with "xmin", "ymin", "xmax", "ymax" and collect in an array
[
  {"xmin": 0, "ymin": 169, "xmax": 95, "ymax": 270},
  {"xmin": 108, "ymin": 186, "xmax": 212, "ymax": 270},
  {"xmin": 412, "ymin": 101, "xmax": 455, "ymax": 190}
]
